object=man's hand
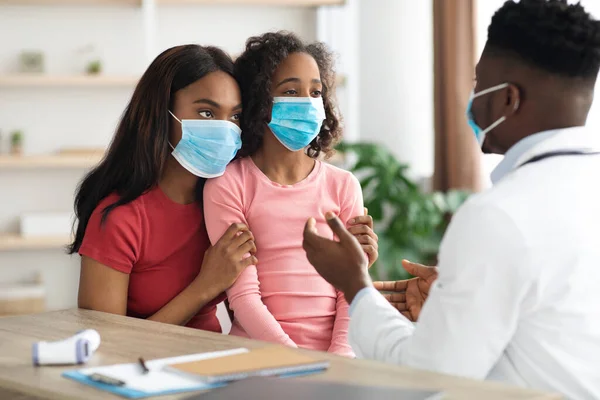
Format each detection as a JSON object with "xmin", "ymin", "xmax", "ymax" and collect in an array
[
  {"xmin": 303, "ymin": 212, "xmax": 372, "ymax": 304},
  {"xmin": 373, "ymin": 260, "xmax": 438, "ymax": 321},
  {"xmin": 348, "ymin": 208, "xmax": 379, "ymax": 268}
]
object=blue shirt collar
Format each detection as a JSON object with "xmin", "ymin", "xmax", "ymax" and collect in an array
[{"xmin": 490, "ymin": 130, "xmax": 562, "ymax": 184}]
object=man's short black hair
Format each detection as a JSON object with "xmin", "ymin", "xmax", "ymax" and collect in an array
[{"xmin": 486, "ymin": 0, "xmax": 600, "ymax": 79}]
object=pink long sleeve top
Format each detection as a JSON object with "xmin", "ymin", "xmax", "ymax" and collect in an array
[{"xmin": 203, "ymin": 157, "xmax": 363, "ymax": 357}]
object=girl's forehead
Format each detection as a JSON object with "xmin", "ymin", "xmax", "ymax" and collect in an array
[{"xmin": 273, "ymin": 53, "xmax": 320, "ymax": 80}]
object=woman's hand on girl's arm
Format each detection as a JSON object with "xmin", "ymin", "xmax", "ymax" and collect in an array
[
  {"xmin": 196, "ymin": 223, "xmax": 257, "ymax": 292},
  {"xmin": 347, "ymin": 208, "xmax": 379, "ymax": 268},
  {"xmin": 148, "ymin": 223, "xmax": 256, "ymax": 326},
  {"xmin": 79, "ymin": 222, "xmax": 254, "ymax": 327}
]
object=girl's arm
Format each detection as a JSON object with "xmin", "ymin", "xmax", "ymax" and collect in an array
[
  {"xmin": 328, "ymin": 173, "xmax": 365, "ymax": 356},
  {"xmin": 204, "ymin": 176, "xmax": 297, "ymax": 347}
]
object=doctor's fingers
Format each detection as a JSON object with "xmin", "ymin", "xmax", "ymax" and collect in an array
[
  {"xmin": 389, "ymin": 302, "xmax": 408, "ymax": 312},
  {"xmin": 303, "ymin": 229, "xmax": 338, "ymax": 253},
  {"xmin": 383, "ymin": 293, "xmax": 406, "ymax": 303},
  {"xmin": 303, "ymin": 218, "xmax": 327, "ymax": 250},
  {"xmin": 373, "ymin": 279, "xmax": 412, "ymax": 293}
]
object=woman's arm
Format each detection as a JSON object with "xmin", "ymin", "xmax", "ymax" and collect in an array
[
  {"xmin": 78, "ymin": 195, "xmax": 255, "ymax": 326},
  {"xmin": 77, "ymin": 257, "xmax": 224, "ymax": 326},
  {"xmin": 204, "ymin": 175, "xmax": 297, "ymax": 347},
  {"xmin": 78, "ymin": 256, "xmax": 129, "ymax": 315},
  {"xmin": 79, "ymin": 222, "xmax": 256, "ymax": 326},
  {"xmin": 78, "ymin": 200, "xmax": 140, "ymax": 315}
]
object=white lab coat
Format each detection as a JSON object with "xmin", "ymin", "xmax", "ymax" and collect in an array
[{"xmin": 349, "ymin": 127, "xmax": 600, "ymax": 399}]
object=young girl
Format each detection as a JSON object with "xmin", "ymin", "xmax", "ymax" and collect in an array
[
  {"xmin": 70, "ymin": 45, "xmax": 257, "ymax": 332},
  {"xmin": 204, "ymin": 32, "xmax": 377, "ymax": 355}
]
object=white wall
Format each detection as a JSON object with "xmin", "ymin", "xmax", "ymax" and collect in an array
[
  {"xmin": 317, "ymin": 1, "xmax": 360, "ymax": 142},
  {"xmin": 357, "ymin": 0, "xmax": 434, "ymax": 179},
  {"xmin": 0, "ymin": 3, "xmax": 318, "ymax": 311}
]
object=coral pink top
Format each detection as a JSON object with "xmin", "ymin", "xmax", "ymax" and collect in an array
[
  {"xmin": 79, "ymin": 187, "xmax": 225, "ymax": 332},
  {"xmin": 203, "ymin": 157, "xmax": 363, "ymax": 356}
]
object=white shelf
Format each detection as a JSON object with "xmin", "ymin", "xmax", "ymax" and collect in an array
[
  {"xmin": 158, "ymin": 0, "xmax": 344, "ymax": 4},
  {"xmin": 0, "ymin": 75, "xmax": 139, "ymax": 88},
  {"xmin": 0, "ymin": 234, "xmax": 70, "ymax": 251},
  {"xmin": 0, "ymin": 74, "xmax": 345, "ymax": 88},
  {"xmin": 0, "ymin": 0, "xmax": 139, "ymax": 5},
  {"xmin": 0, "ymin": 0, "xmax": 344, "ymax": 5},
  {"xmin": 0, "ymin": 154, "xmax": 103, "ymax": 169}
]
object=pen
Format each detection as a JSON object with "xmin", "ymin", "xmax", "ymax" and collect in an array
[
  {"xmin": 89, "ymin": 373, "xmax": 126, "ymax": 387},
  {"xmin": 138, "ymin": 357, "xmax": 150, "ymax": 374}
]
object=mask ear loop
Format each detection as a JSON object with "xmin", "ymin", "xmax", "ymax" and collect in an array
[
  {"xmin": 169, "ymin": 110, "xmax": 182, "ymax": 123},
  {"xmin": 168, "ymin": 110, "xmax": 182, "ymax": 150}
]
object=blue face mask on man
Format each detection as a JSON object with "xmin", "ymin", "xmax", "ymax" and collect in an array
[
  {"xmin": 466, "ymin": 82, "xmax": 511, "ymax": 147},
  {"xmin": 268, "ymin": 97, "xmax": 326, "ymax": 152},
  {"xmin": 169, "ymin": 111, "xmax": 242, "ymax": 178}
]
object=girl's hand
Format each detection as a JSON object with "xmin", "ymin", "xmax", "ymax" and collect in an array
[
  {"xmin": 196, "ymin": 223, "xmax": 257, "ymax": 294},
  {"xmin": 347, "ymin": 208, "xmax": 379, "ymax": 268}
]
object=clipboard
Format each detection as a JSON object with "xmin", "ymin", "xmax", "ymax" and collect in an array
[
  {"xmin": 62, "ymin": 347, "xmax": 327, "ymax": 399},
  {"xmin": 62, "ymin": 349, "xmax": 247, "ymax": 399}
]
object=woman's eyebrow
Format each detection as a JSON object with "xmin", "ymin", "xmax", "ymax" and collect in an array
[{"xmin": 193, "ymin": 99, "xmax": 220, "ymax": 108}]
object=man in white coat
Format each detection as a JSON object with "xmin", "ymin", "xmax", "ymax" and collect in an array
[{"xmin": 302, "ymin": 0, "xmax": 600, "ymax": 398}]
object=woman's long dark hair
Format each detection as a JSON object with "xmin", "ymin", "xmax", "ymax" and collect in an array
[{"xmin": 68, "ymin": 45, "xmax": 235, "ymax": 254}]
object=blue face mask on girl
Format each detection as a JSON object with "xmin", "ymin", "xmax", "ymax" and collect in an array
[
  {"xmin": 268, "ymin": 97, "xmax": 326, "ymax": 152},
  {"xmin": 169, "ymin": 111, "xmax": 242, "ymax": 178}
]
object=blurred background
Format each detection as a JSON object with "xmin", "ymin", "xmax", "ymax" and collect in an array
[{"xmin": 1, "ymin": 0, "xmax": 599, "ymax": 317}]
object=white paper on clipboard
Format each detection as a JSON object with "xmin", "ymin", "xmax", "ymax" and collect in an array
[{"xmin": 78, "ymin": 348, "xmax": 249, "ymax": 393}]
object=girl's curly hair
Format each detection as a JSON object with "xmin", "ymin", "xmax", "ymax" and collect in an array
[{"xmin": 234, "ymin": 31, "xmax": 342, "ymax": 159}]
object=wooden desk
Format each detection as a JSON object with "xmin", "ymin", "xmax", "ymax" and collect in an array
[{"xmin": 0, "ymin": 309, "xmax": 561, "ymax": 400}]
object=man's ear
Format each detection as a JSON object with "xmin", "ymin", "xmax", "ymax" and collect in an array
[{"xmin": 506, "ymin": 83, "xmax": 521, "ymax": 115}]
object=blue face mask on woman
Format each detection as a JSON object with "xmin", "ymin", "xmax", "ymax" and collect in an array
[
  {"xmin": 268, "ymin": 97, "xmax": 326, "ymax": 152},
  {"xmin": 169, "ymin": 111, "xmax": 242, "ymax": 178}
]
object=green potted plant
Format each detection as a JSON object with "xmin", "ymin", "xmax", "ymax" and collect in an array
[
  {"xmin": 86, "ymin": 60, "xmax": 102, "ymax": 75},
  {"xmin": 10, "ymin": 130, "xmax": 24, "ymax": 156},
  {"xmin": 337, "ymin": 142, "xmax": 470, "ymax": 280}
]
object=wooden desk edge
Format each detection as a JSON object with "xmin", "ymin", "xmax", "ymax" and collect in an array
[{"xmin": 0, "ymin": 309, "xmax": 564, "ymax": 400}]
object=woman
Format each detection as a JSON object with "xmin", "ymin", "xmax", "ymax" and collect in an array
[
  {"xmin": 203, "ymin": 32, "xmax": 378, "ymax": 354},
  {"xmin": 71, "ymin": 43, "xmax": 376, "ymax": 333},
  {"xmin": 70, "ymin": 45, "xmax": 256, "ymax": 332}
]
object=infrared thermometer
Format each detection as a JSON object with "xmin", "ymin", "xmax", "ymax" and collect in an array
[{"xmin": 32, "ymin": 329, "xmax": 101, "ymax": 366}]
